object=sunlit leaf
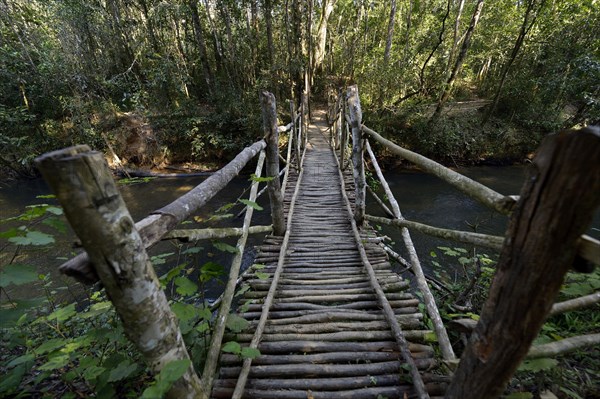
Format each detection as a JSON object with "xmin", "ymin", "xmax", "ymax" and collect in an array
[
  {"xmin": 238, "ymin": 199, "xmax": 263, "ymax": 211},
  {"xmin": 222, "ymin": 341, "xmax": 241, "ymax": 354},
  {"xmin": 213, "ymin": 241, "xmax": 239, "ymax": 254},
  {"xmin": 226, "ymin": 314, "xmax": 249, "ymax": 333},
  {"xmin": 174, "ymin": 276, "xmax": 197, "ymax": 296},
  {"xmin": 47, "ymin": 303, "xmax": 76, "ymax": 322},
  {"xmin": 240, "ymin": 347, "xmax": 261, "ymax": 359},
  {"xmin": 9, "ymin": 230, "xmax": 55, "ymax": 246}
]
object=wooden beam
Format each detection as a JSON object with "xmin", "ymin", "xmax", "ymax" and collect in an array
[
  {"xmin": 362, "ymin": 125, "xmax": 516, "ymax": 214},
  {"xmin": 35, "ymin": 146, "xmax": 203, "ymax": 399},
  {"xmin": 446, "ymin": 126, "xmax": 600, "ymax": 399},
  {"xmin": 164, "ymin": 225, "xmax": 273, "ymax": 241},
  {"xmin": 56, "ymin": 139, "xmax": 267, "ymax": 285},
  {"xmin": 347, "ymin": 85, "xmax": 366, "ymax": 225}
]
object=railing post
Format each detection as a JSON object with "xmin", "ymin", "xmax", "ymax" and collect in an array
[
  {"xmin": 34, "ymin": 146, "xmax": 203, "ymax": 399},
  {"xmin": 261, "ymin": 91, "xmax": 286, "ymax": 236},
  {"xmin": 347, "ymin": 84, "xmax": 366, "ymax": 225},
  {"xmin": 446, "ymin": 126, "xmax": 600, "ymax": 399}
]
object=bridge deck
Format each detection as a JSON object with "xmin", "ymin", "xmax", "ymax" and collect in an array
[{"xmin": 211, "ymin": 113, "xmax": 447, "ymax": 398}]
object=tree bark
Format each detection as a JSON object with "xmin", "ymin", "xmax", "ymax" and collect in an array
[
  {"xmin": 383, "ymin": 0, "xmax": 397, "ymax": 64},
  {"xmin": 35, "ymin": 146, "xmax": 203, "ymax": 399},
  {"xmin": 433, "ymin": 0, "xmax": 484, "ymax": 119},
  {"xmin": 188, "ymin": 0, "xmax": 214, "ymax": 92},
  {"xmin": 445, "ymin": 126, "xmax": 600, "ymax": 399},
  {"xmin": 346, "ymin": 85, "xmax": 365, "ymax": 226},
  {"xmin": 483, "ymin": 0, "xmax": 546, "ymax": 124},
  {"xmin": 261, "ymin": 91, "xmax": 286, "ymax": 236},
  {"xmin": 445, "ymin": 0, "xmax": 466, "ymax": 76},
  {"xmin": 313, "ymin": 0, "xmax": 336, "ymax": 72}
]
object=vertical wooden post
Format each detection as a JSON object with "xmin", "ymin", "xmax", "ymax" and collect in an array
[
  {"xmin": 261, "ymin": 91, "xmax": 286, "ymax": 236},
  {"xmin": 347, "ymin": 84, "xmax": 366, "ymax": 225},
  {"xmin": 340, "ymin": 100, "xmax": 347, "ymax": 167},
  {"xmin": 301, "ymin": 92, "xmax": 308, "ymax": 148},
  {"xmin": 446, "ymin": 127, "xmax": 600, "ymax": 399},
  {"xmin": 35, "ymin": 146, "xmax": 203, "ymax": 399},
  {"xmin": 291, "ymin": 100, "xmax": 301, "ymax": 170}
]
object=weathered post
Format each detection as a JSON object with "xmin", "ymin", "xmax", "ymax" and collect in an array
[
  {"xmin": 261, "ymin": 91, "xmax": 286, "ymax": 236},
  {"xmin": 35, "ymin": 146, "xmax": 203, "ymax": 399},
  {"xmin": 445, "ymin": 126, "xmax": 600, "ymax": 399},
  {"xmin": 291, "ymin": 100, "xmax": 301, "ymax": 170},
  {"xmin": 347, "ymin": 84, "xmax": 366, "ymax": 225}
]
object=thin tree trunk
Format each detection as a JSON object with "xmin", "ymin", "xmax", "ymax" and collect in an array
[
  {"xmin": 445, "ymin": 126, "xmax": 600, "ymax": 399},
  {"xmin": 383, "ymin": 0, "xmax": 397, "ymax": 64},
  {"xmin": 264, "ymin": 0, "xmax": 275, "ymax": 66},
  {"xmin": 314, "ymin": 0, "xmax": 336, "ymax": 72},
  {"xmin": 433, "ymin": 0, "xmax": 485, "ymax": 120},
  {"xmin": 483, "ymin": 0, "xmax": 546, "ymax": 124},
  {"xmin": 445, "ymin": 0, "xmax": 466, "ymax": 74},
  {"xmin": 188, "ymin": 0, "xmax": 214, "ymax": 93}
]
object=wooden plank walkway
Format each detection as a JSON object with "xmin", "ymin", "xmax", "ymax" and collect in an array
[{"xmin": 211, "ymin": 112, "xmax": 448, "ymax": 399}]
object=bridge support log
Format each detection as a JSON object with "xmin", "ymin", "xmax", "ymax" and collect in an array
[
  {"xmin": 262, "ymin": 91, "xmax": 286, "ymax": 236},
  {"xmin": 347, "ymin": 85, "xmax": 366, "ymax": 225},
  {"xmin": 35, "ymin": 146, "xmax": 203, "ymax": 399},
  {"xmin": 446, "ymin": 127, "xmax": 600, "ymax": 399}
]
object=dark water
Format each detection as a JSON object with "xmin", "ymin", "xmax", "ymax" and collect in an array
[
  {"xmin": 0, "ymin": 173, "xmax": 271, "ymax": 301},
  {"xmin": 369, "ymin": 165, "xmax": 600, "ymax": 281},
  {"xmin": 1, "ymin": 165, "xmax": 598, "ymax": 301}
]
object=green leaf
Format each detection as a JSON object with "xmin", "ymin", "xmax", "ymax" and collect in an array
[
  {"xmin": 181, "ymin": 246, "xmax": 202, "ymax": 255},
  {"xmin": 36, "ymin": 338, "xmax": 68, "ymax": 354},
  {"xmin": 0, "ymin": 264, "xmax": 38, "ymax": 287},
  {"xmin": 213, "ymin": 241, "xmax": 239, "ymax": 254},
  {"xmin": 160, "ymin": 264, "xmax": 186, "ymax": 285},
  {"xmin": 222, "ymin": 341, "xmax": 241, "ymax": 354},
  {"xmin": 42, "ymin": 217, "xmax": 67, "ymax": 233},
  {"xmin": 249, "ymin": 174, "xmax": 274, "ymax": 183},
  {"xmin": 518, "ymin": 358, "xmax": 558, "ymax": 372},
  {"xmin": 141, "ymin": 360, "xmax": 191, "ymax": 398},
  {"xmin": 200, "ymin": 262, "xmax": 224, "ymax": 283},
  {"xmin": 39, "ymin": 354, "xmax": 70, "ymax": 371},
  {"xmin": 83, "ymin": 365, "xmax": 106, "ymax": 382},
  {"xmin": 238, "ymin": 199, "xmax": 263, "ymax": 211},
  {"xmin": 252, "ymin": 264, "xmax": 266, "ymax": 270},
  {"xmin": 9, "ymin": 230, "xmax": 55, "ymax": 246},
  {"xmin": 171, "ymin": 302, "xmax": 197, "ymax": 323},
  {"xmin": 226, "ymin": 314, "xmax": 249, "ymax": 333},
  {"xmin": 0, "ymin": 363, "xmax": 30, "ymax": 394},
  {"xmin": 80, "ymin": 301, "xmax": 112, "ymax": 319},
  {"xmin": 108, "ymin": 360, "xmax": 138, "ymax": 382},
  {"xmin": 255, "ymin": 272, "xmax": 270, "ymax": 280},
  {"xmin": 429, "ymin": 251, "xmax": 437, "ymax": 258},
  {"xmin": 0, "ymin": 228, "xmax": 20, "ymax": 239},
  {"xmin": 36, "ymin": 194, "xmax": 56, "ymax": 199},
  {"xmin": 240, "ymin": 347, "xmax": 261, "ymax": 359},
  {"xmin": 6, "ymin": 353, "xmax": 34, "ymax": 368},
  {"xmin": 151, "ymin": 252, "xmax": 175, "ymax": 266},
  {"xmin": 174, "ymin": 276, "xmax": 197, "ymax": 296},
  {"xmin": 45, "ymin": 206, "xmax": 63, "ymax": 215},
  {"xmin": 47, "ymin": 303, "xmax": 76, "ymax": 322}
]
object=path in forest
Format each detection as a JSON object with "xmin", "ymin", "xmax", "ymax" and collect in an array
[{"xmin": 210, "ymin": 110, "xmax": 447, "ymax": 399}]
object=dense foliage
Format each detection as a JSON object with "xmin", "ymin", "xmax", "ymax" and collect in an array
[{"xmin": 1, "ymin": 0, "xmax": 599, "ymax": 176}]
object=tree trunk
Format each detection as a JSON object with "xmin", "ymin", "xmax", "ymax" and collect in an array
[
  {"xmin": 313, "ymin": 0, "xmax": 336, "ymax": 72},
  {"xmin": 445, "ymin": 126, "xmax": 600, "ymax": 399},
  {"xmin": 483, "ymin": 0, "xmax": 546, "ymax": 124},
  {"xmin": 383, "ymin": 0, "xmax": 397, "ymax": 64},
  {"xmin": 261, "ymin": 92, "xmax": 286, "ymax": 236},
  {"xmin": 264, "ymin": 0, "xmax": 275, "ymax": 66},
  {"xmin": 35, "ymin": 146, "xmax": 204, "ymax": 399},
  {"xmin": 188, "ymin": 0, "xmax": 214, "ymax": 93},
  {"xmin": 445, "ymin": 0, "xmax": 466, "ymax": 75},
  {"xmin": 433, "ymin": 0, "xmax": 484, "ymax": 119}
]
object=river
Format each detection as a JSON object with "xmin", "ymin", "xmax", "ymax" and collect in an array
[{"xmin": 1, "ymin": 165, "xmax": 598, "ymax": 302}]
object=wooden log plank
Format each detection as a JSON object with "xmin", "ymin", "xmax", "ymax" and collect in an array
[
  {"xmin": 55, "ymin": 139, "xmax": 267, "ymax": 284},
  {"xmin": 35, "ymin": 146, "xmax": 203, "ymax": 399},
  {"xmin": 446, "ymin": 126, "xmax": 600, "ymax": 399},
  {"xmin": 234, "ymin": 330, "xmax": 432, "ymax": 343}
]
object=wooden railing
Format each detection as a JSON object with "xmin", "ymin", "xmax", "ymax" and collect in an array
[
  {"xmin": 34, "ymin": 91, "xmax": 308, "ymax": 399},
  {"xmin": 328, "ymin": 84, "xmax": 600, "ymax": 398}
]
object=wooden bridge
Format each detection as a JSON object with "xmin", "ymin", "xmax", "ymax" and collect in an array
[{"xmin": 35, "ymin": 86, "xmax": 600, "ymax": 399}]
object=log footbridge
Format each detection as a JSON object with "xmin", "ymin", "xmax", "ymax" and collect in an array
[{"xmin": 35, "ymin": 86, "xmax": 600, "ymax": 399}]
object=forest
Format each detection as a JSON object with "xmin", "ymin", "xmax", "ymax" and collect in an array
[{"xmin": 1, "ymin": 0, "xmax": 599, "ymax": 178}]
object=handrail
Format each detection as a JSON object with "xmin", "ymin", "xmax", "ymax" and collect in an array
[
  {"xmin": 362, "ymin": 124, "xmax": 517, "ymax": 215},
  {"xmin": 364, "ymin": 139, "xmax": 456, "ymax": 363},
  {"xmin": 56, "ymin": 139, "xmax": 268, "ymax": 284},
  {"xmin": 199, "ymin": 150, "xmax": 266, "ymax": 398}
]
